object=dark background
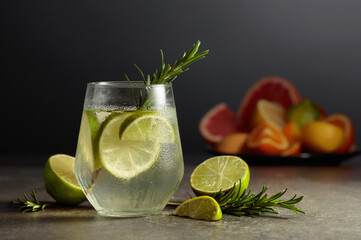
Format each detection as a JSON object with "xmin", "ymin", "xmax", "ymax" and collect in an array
[{"xmin": 2, "ymin": 0, "xmax": 361, "ymax": 158}]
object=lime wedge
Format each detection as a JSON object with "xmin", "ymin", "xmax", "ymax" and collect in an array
[
  {"xmin": 76, "ymin": 111, "xmax": 97, "ymax": 170},
  {"xmin": 190, "ymin": 156, "xmax": 250, "ymax": 196},
  {"xmin": 119, "ymin": 112, "xmax": 175, "ymax": 143},
  {"xmin": 86, "ymin": 110, "xmax": 100, "ymax": 143},
  {"xmin": 44, "ymin": 154, "xmax": 86, "ymax": 205},
  {"xmin": 173, "ymin": 196, "xmax": 222, "ymax": 221},
  {"xmin": 97, "ymin": 112, "xmax": 174, "ymax": 179}
]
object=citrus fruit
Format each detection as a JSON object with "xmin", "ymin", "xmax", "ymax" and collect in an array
[
  {"xmin": 173, "ymin": 196, "xmax": 222, "ymax": 221},
  {"xmin": 283, "ymin": 121, "xmax": 301, "ymax": 141},
  {"xmin": 214, "ymin": 133, "xmax": 248, "ymax": 155},
  {"xmin": 302, "ymin": 121, "xmax": 344, "ymax": 154},
  {"xmin": 250, "ymin": 99, "xmax": 286, "ymax": 131},
  {"xmin": 190, "ymin": 156, "xmax": 250, "ymax": 196},
  {"xmin": 85, "ymin": 110, "xmax": 100, "ymax": 143},
  {"xmin": 237, "ymin": 76, "xmax": 301, "ymax": 132},
  {"xmin": 247, "ymin": 123, "xmax": 289, "ymax": 155},
  {"xmin": 281, "ymin": 141, "xmax": 302, "ymax": 156},
  {"xmin": 199, "ymin": 103, "xmax": 240, "ymax": 146},
  {"xmin": 77, "ymin": 111, "xmax": 98, "ymax": 171},
  {"xmin": 97, "ymin": 112, "xmax": 174, "ymax": 179},
  {"xmin": 119, "ymin": 112, "xmax": 175, "ymax": 143},
  {"xmin": 286, "ymin": 98, "xmax": 321, "ymax": 128},
  {"xmin": 323, "ymin": 114, "xmax": 355, "ymax": 153},
  {"xmin": 44, "ymin": 154, "xmax": 87, "ymax": 205},
  {"xmin": 318, "ymin": 105, "xmax": 328, "ymax": 119}
]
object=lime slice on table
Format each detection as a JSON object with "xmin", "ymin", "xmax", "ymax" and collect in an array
[
  {"xmin": 173, "ymin": 196, "xmax": 222, "ymax": 221},
  {"xmin": 44, "ymin": 154, "xmax": 87, "ymax": 205},
  {"xmin": 190, "ymin": 156, "xmax": 250, "ymax": 196},
  {"xmin": 97, "ymin": 112, "xmax": 175, "ymax": 179}
]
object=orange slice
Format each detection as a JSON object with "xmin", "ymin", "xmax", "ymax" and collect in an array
[
  {"xmin": 323, "ymin": 114, "xmax": 355, "ymax": 153},
  {"xmin": 214, "ymin": 133, "xmax": 249, "ymax": 155},
  {"xmin": 283, "ymin": 122, "xmax": 301, "ymax": 141},
  {"xmin": 281, "ymin": 141, "xmax": 302, "ymax": 156},
  {"xmin": 247, "ymin": 123, "xmax": 289, "ymax": 155}
]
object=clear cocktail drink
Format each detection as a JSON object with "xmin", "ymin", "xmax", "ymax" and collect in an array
[{"xmin": 75, "ymin": 82, "xmax": 184, "ymax": 217}]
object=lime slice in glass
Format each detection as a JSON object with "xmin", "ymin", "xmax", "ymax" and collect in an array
[
  {"xmin": 173, "ymin": 196, "xmax": 222, "ymax": 221},
  {"xmin": 86, "ymin": 110, "xmax": 100, "ymax": 143},
  {"xmin": 190, "ymin": 156, "xmax": 250, "ymax": 196},
  {"xmin": 44, "ymin": 154, "xmax": 87, "ymax": 205},
  {"xmin": 77, "ymin": 111, "xmax": 98, "ymax": 170},
  {"xmin": 119, "ymin": 112, "xmax": 175, "ymax": 143},
  {"xmin": 97, "ymin": 112, "xmax": 175, "ymax": 179}
]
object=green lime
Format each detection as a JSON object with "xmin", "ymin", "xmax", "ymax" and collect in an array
[
  {"xmin": 77, "ymin": 111, "xmax": 98, "ymax": 170},
  {"xmin": 96, "ymin": 112, "xmax": 174, "ymax": 179},
  {"xmin": 119, "ymin": 112, "xmax": 175, "ymax": 143},
  {"xmin": 286, "ymin": 98, "xmax": 321, "ymax": 128},
  {"xmin": 173, "ymin": 196, "xmax": 222, "ymax": 221},
  {"xmin": 85, "ymin": 110, "xmax": 100, "ymax": 143},
  {"xmin": 44, "ymin": 154, "xmax": 86, "ymax": 205},
  {"xmin": 190, "ymin": 156, "xmax": 250, "ymax": 196}
]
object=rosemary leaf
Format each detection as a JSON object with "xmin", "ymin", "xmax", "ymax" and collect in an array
[
  {"xmin": 11, "ymin": 190, "xmax": 48, "ymax": 213},
  {"xmin": 213, "ymin": 180, "xmax": 305, "ymax": 216},
  {"xmin": 125, "ymin": 40, "xmax": 209, "ymax": 108}
]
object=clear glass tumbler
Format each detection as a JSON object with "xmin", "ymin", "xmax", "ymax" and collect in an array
[{"xmin": 75, "ymin": 81, "xmax": 184, "ymax": 217}]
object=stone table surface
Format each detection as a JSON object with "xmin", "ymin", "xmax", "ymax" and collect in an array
[{"xmin": 1, "ymin": 153, "xmax": 361, "ymax": 240}]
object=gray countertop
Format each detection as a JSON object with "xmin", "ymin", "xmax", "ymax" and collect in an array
[{"xmin": 1, "ymin": 154, "xmax": 361, "ymax": 239}]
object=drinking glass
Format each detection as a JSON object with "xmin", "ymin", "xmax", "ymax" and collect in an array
[{"xmin": 75, "ymin": 81, "xmax": 184, "ymax": 217}]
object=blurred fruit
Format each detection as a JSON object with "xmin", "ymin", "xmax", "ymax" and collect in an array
[
  {"xmin": 214, "ymin": 133, "xmax": 248, "ymax": 155},
  {"xmin": 286, "ymin": 99, "xmax": 321, "ymax": 128},
  {"xmin": 247, "ymin": 123, "xmax": 289, "ymax": 155},
  {"xmin": 281, "ymin": 141, "xmax": 302, "ymax": 156},
  {"xmin": 199, "ymin": 103, "xmax": 240, "ymax": 146},
  {"xmin": 237, "ymin": 76, "xmax": 301, "ymax": 132},
  {"xmin": 317, "ymin": 105, "xmax": 327, "ymax": 119},
  {"xmin": 302, "ymin": 121, "xmax": 344, "ymax": 154},
  {"xmin": 250, "ymin": 99, "xmax": 286, "ymax": 131},
  {"xmin": 283, "ymin": 122, "xmax": 302, "ymax": 141},
  {"xmin": 323, "ymin": 114, "xmax": 355, "ymax": 153}
]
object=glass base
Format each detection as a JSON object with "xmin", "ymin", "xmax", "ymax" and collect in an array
[{"xmin": 97, "ymin": 209, "xmax": 163, "ymax": 218}]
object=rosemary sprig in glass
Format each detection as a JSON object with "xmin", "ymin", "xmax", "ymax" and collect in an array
[
  {"xmin": 11, "ymin": 190, "xmax": 48, "ymax": 213},
  {"xmin": 124, "ymin": 40, "xmax": 209, "ymax": 108},
  {"xmin": 213, "ymin": 180, "xmax": 305, "ymax": 216}
]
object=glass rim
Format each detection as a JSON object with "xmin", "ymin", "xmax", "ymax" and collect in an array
[{"xmin": 87, "ymin": 81, "xmax": 172, "ymax": 88}]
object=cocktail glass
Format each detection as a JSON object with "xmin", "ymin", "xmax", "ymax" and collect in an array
[{"xmin": 75, "ymin": 81, "xmax": 184, "ymax": 217}]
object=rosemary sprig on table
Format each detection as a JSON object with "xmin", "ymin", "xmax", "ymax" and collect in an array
[
  {"xmin": 124, "ymin": 40, "xmax": 209, "ymax": 108},
  {"xmin": 11, "ymin": 190, "xmax": 48, "ymax": 213},
  {"xmin": 213, "ymin": 180, "xmax": 305, "ymax": 216}
]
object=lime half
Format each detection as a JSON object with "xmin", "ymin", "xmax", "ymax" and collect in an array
[
  {"xmin": 190, "ymin": 156, "xmax": 250, "ymax": 196},
  {"xmin": 97, "ymin": 112, "xmax": 175, "ymax": 179},
  {"xmin": 173, "ymin": 196, "xmax": 222, "ymax": 221},
  {"xmin": 44, "ymin": 154, "xmax": 86, "ymax": 205}
]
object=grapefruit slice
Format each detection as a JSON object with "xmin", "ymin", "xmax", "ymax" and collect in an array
[
  {"xmin": 199, "ymin": 103, "xmax": 240, "ymax": 146},
  {"xmin": 323, "ymin": 114, "xmax": 355, "ymax": 153},
  {"xmin": 237, "ymin": 76, "xmax": 302, "ymax": 132}
]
